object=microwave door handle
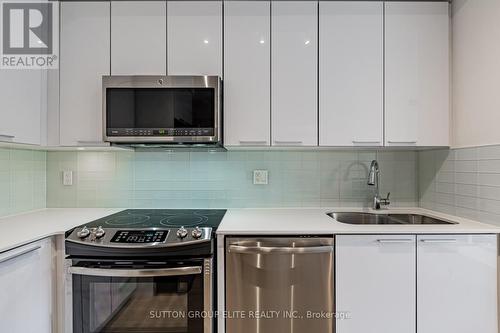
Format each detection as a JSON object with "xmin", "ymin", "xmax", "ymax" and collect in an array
[{"xmin": 68, "ymin": 266, "xmax": 202, "ymax": 278}]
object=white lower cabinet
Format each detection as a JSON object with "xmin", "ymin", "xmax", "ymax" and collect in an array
[
  {"xmin": 0, "ymin": 238, "xmax": 54, "ymax": 333},
  {"xmin": 336, "ymin": 234, "xmax": 498, "ymax": 333},
  {"xmin": 417, "ymin": 234, "xmax": 498, "ymax": 333},
  {"xmin": 336, "ymin": 235, "xmax": 416, "ymax": 333}
]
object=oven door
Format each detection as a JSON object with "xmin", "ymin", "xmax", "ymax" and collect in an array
[{"xmin": 69, "ymin": 259, "xmax": 212, "ymax": 333}]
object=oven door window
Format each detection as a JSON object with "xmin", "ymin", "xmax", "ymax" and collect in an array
[{"xmin": 72, "ymin": 266, "xmax": 205, "ymax": 333}]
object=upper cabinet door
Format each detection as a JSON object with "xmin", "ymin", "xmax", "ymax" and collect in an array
[
  {"xmin": 271, "ymin": 1, "xmax": 317, "ymax": 147},
  {"xmin": 385, "ymin": 2, "xmax": 450, "ymax": 147},
  {"xmin": 167, "ymin": 1, "xmax": 222, "ymax": 76},
  {"xmin": 336, "ymin": 235, "xmax": 416, "ymax": 333},
  {"xmin": 224, "ymin": 1, "xmax": 271, "ymax": 146},
  {"xmin": 319, "ymin": 1, "xmax": 383, "ymax": 147},
  {"xmin": 60, "ymin": 2, "xmax": 110, "ymax": 146},
  {"xmin": 111, "ymin": 1, "xmax": 167, "ymax": 75},
  {"xmin": 417, "ymin": 235, "xmax": 498, "ymax": 333},
  {"xmin": 0, "ymin": 70, "xmax": 45, "ymax": 145}
]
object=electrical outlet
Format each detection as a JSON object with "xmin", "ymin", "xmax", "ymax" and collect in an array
[
  {"xmin": 253, "ymin": 170, "xmax": 268, "ymax": 185},
  {"xmin": 63, "ymin": 171, "xmax": 73, "ymax": 186}
]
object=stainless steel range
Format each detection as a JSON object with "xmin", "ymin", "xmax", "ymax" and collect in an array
[{"xmin": 65, "ymin": 209, "xmax": 226, "ymax": 333}]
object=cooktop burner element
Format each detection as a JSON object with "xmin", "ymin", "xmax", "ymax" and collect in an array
[
  {"xmin": 104, "ymin": 214, "xmax": 151, "ymax": 226},
  {"xmin": 160, "ymin": 214, "xmax": 208, "ymax": 227}
]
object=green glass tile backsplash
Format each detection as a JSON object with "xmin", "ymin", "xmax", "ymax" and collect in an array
[
  {"xmin": 419, "ymin": 145, "xmax": 500, "ymax": 226},
  {"xmin": 46, "ymin": 150, "xmax": 418, "ymax": 209},
  {"xmin": 0, "ymin": 148, "xmax": 46, "ymax": 217}
]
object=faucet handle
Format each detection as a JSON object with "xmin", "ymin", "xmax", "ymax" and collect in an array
[{"xmin": 381, "ymin": 192, "xmax": 391, "ymax": 206}]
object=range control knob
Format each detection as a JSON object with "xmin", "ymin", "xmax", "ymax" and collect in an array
[
  {"xmin": 191, "ymin": 227, "xmax": 203, "ymax": 239},
  {"xmin": 177, "ymin": 226, "xmax": 188, "ymax": 239},
  {"xmin": 77, "ymin": 226, "xmax": 90, "ymax": 239},
  {"xmin": 95, "ymin": 226, "xmax": 106, "ymax": 239}
]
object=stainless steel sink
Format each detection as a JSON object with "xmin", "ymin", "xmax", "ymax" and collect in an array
[
  {"xmin": 327, "ymin": 212, "xmax": 457, "ymax": 225},
  {"xmin": 388, "ymin": 214, "xmax": 457, "ymax": 225},
  {"xmin": 327, "ymin": 212, "xmax": 401, "ymax": 225}
]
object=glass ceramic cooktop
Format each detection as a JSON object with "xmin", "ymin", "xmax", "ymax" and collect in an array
[{"xmin": 83, "ymin": 209, "xmax": 227, "ymax": 229}]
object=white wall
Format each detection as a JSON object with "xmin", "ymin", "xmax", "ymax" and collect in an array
[{"xmin": 452, "ymin": 0, "xmax": 500, "ymax": 148}]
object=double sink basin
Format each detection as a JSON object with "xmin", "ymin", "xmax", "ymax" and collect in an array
[{"xmin": 327, "ymin": 212, "xmax": 457, "ymax": 225}]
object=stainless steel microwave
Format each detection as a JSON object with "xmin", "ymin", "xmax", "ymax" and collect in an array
[{"xmin": 102, "ymin": 76, "xmax": 222, "ymax": 145}]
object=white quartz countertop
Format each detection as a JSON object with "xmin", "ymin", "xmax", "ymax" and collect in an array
[
  {"xmin": 1, "ymin": 207, "xmax": 499, "ymax": 253},
  {"xmin": 0, "ymin": 208, "xmax": 121, "ymax": 253},
  {"xmin": 217, "ymin": 207, "xmax": 500, "ymax": 235}
]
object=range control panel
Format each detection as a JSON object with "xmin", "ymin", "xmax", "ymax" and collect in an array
[
  {"xmin": 66, "ymin": 227, "xmax": 213, "ymax": 248},
  {"xmin": 110, "ymin": 230, "xmax": 168, "ymax": 243}
]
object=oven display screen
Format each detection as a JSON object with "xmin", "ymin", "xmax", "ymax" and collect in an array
[{"xmin": 110, "ymin": 230, "xmax": 168, "ymax": 243}]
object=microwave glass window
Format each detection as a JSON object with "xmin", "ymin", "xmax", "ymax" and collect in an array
[{"xmin": 106, "ymin": 88, "xmax": 215, "ymax": 129}]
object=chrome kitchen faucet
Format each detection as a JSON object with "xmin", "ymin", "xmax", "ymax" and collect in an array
[{"xmin": 367, "ymin": 160, "xmax": 390, "ymax": 210}]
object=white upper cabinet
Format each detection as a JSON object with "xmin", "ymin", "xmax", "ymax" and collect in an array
[
  {"xmin": 385, "ymin": 2, "xmax": 450, "ymax": 147},
  {"xmin": 319, "ymin": 1, "xmax": 383, "ymax": 147},
  {"xmin": 224, "ymin": 1, "xmax": 271, "ymax": 146},
  {"xmin": 60, "ymin": 2, "xmax": 110, "ymax": 146},
  {"xmin": 336, "ymin": 235, "xmax": 416, "ymax": 333},
  {"xmin": 417, "ymin": 235, "xmax": 498, "ymax": 333},
  {"xmin": 0, "ymin": 70, "xmax": 46, "ymax": 145},
  {"xmin": 167, "ymin": 1, "xmax": 222, "ymax": 76},
  {"xmin": 111, "ymin": 1, "xmax": 167, "ymax": 75},
  {"xmin": 271, "ymin": 1, "xmax": 317, "ymax": 147}
]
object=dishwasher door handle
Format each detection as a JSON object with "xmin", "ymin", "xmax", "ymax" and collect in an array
[{"xmin": 228, "ymin": 244, "xmax": 334, "ymax": 255}]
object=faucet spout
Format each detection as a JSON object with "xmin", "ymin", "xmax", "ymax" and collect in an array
[{"xmin": 367, "ymin": 160, "xmax": 379, "ymax": 187}]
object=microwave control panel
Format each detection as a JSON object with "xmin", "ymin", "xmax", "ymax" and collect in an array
[{"xmin": 107, "ymin": 128, "xmax": 214, "ymax": 137}]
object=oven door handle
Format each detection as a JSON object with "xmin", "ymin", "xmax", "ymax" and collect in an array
[{"xmin": 68, "ymin": 266, "xmax": 202, "ymax": 278}]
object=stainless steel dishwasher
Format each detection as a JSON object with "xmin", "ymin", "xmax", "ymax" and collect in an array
[{"xmin": 226, "ymin": 237, "xmax": 335, "ymax": 333}]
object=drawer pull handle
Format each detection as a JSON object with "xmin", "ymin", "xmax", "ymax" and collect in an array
[
  {"xmin": 76, "ymin": 141, "xmax": 110, "ymax": 147},
  {"xmin": 274, "ymin": 140, "xmax": 303, "ymax": 145},
  {"xmin": 387, "ymin": 141, "xmax": 417, "ymax": 144},
  {"xmin": 0, "ymin": 134, "xmax": 15, "ymax": 142},
  {"xmin": 420, "ymin": 239, "xmax": 457, "ymax": 243},
  {"xmin": 239, "ymin": 140, "xmax": 268, "ymax": 145},
  {"xmin": 0, "ymin": 245, "xmax": 41, "ymax": 264},
  {"xmin": 352, "ymin": 140, "xmax": 381, "ymax": 144},
  {"xmin": 376, "ymin": 239, "xmax": 414, "ymax": 244}
]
